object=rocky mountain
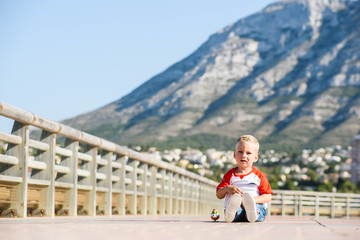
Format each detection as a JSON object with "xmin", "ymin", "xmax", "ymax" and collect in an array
[{"xmin": 64, "ymin": 0, "xmax": 360, "ymax": 150}]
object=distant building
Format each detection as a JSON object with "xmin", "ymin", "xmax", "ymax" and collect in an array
[{"xmin": 350, "ymin": 132, "xmax": 360, "ymax": 184}]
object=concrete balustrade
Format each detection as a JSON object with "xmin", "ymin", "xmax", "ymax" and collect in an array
[
  {"xmin": 0, "ymin": 102, "xmax": 222, "ymax": 218},
  {"xmin": 269, "ymin": 190, "xmax": 360, "ymax": 218},
  {"xmin": 1, "ymin": 102, "xmax": 360, "ymax": 219}
]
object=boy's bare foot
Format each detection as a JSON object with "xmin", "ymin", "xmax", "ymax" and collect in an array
[
  {"xmin": 224, "ymin": 193, "xmax": 242, "ymax": 223},
  {"xmin": 243, "ymin": 192, "xmax": 258, "ymax": 223}
]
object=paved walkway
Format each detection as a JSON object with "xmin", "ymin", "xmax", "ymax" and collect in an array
[{"xmin": 0, "ymin": 215, "xmax": 359, "ymax": 240}]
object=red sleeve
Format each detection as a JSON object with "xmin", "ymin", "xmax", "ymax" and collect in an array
[
  {"xmin": 256, "ymin": 170, "xmax": 273, "ymax": 195},
  {"xmin": 216, "ymin": 168, "xmax": 235, "ymax": 192}
]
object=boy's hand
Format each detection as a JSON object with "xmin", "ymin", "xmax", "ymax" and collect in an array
[
  {"xmin": 216, "ymin": 185, "xmax": 243, "ymax": 199},
  {"xmin": 226, "ymin": 185, "xmax": 243, "ymax": 195}
]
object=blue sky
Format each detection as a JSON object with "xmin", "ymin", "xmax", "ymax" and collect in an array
[{"xmin": 0, "ymin": 0, "xmax": 275, "ymax": 133}]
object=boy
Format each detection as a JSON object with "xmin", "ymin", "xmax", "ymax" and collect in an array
[{"xmin": 216, "ymin": 135, "xmax": 273, "ymax": 223}]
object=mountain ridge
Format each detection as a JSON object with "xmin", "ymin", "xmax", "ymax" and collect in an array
[{"xmin": 64, "ymin": 0, "xmax": 360, "ymax": 150}]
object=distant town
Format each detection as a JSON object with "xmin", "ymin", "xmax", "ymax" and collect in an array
[
  {"xmin": 134, "ymin": 136, "xmax": 360, "ymax": 193},
  {"xmin": 1, "ymin": 132, "xmax": 359, "ymax": 194}
]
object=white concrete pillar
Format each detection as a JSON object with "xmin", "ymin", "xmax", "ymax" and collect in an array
[
  {"xmin": 149, "ymin": 165, "xmax": 158, "ymax": 215},
  {"xmin": 167, "ymin": 172, "xmax": 173, "ymax": 214},
  {"xmin": 160, "ymin": 169, "xmax": 166, "ymax": 215},
  {"xmin": 119, "ymin": 155, "xmax": 127, "ymax": 216},
  {"xmin": 38, "ymin": 131, "xmax": 55, "ymax": 217},
  {"xmin": 10, "ymin": 121, "xmax": 29, "ymax": 218},
  {"xmin": 140, "ymin": 163, "xmax": 148, "ymax": 215},
  {"xmin": 103, "ymin": 151, "xmax": 113, "ymax": 216},
  {"xmin": 87, "ymin": 146, "xmax": 97, "ymax": 216},
  {"xmin": 129, "ymin": 160, "xmax": 138, "ymax": 215},
  {"xmin": 65, "ymin": 138, "xmax": 78, "ymax": 217}
]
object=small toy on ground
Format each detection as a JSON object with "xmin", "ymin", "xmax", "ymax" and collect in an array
[{"xmin": 210, "ymin": 208, "xmax": 220, "ymax": 221}]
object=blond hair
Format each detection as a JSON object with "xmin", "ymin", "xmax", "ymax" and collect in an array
[{"xmin": 236, "ymin": 135, "xmax": 259, "ymax": 153}]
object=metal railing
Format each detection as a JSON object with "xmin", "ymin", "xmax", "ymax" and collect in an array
[
  {"xmin": 269, "ymin": 190, "xmax": 360, "ymax": 218},
  {"xmin": 0, "ymin": 102, "xmax": 222, "ymax": 218}
]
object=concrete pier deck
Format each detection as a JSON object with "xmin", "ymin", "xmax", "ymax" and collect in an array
[{"xmin": 1, "ymin": 215, "xmax": 359, "ymax": 240}]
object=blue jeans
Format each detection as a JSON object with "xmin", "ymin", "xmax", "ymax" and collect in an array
[{"xmin": 233, "ymin": 204, "xmax": 267, "ymax": 222}]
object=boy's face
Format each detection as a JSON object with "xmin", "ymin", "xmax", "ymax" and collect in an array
[{"xmin": 234, "ymin": 141, "xmax": 258, "ymax": 170}]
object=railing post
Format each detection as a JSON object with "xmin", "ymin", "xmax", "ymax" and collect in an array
[
  {"xmin": 203, "ymin": 184, "xmax": 208, "ymax": 215},
  {"xmin": 315, "ymin": 194, "xmax": 319, "ymax": 218},
  {"xmin": 198, "ymin": 182, "xmax": 203, "ymax": 214},
  {"xmin": 174, "ymin": 174, "xmax": 179, "ymax": 214},
  {"xmin": 298, "ymin": 193, "xmax": 303, "ymax": 217},
  {"xmin": 149, "ymin": 165, "xmax": 157, "ymax": 215},
  {"xmin": 346, "ymin": 196, "xmax": 350, "ymax": 218},
  {"xmin": 191, "ymin": 179, "xmax": 196, "ymax": 214},
  {"xmin": 103, "ymin": 151, "xmax": 113, "ymax": 216},
  {"xmin": 186, "ymin": 178, "xmax": 189, "ymax": 215},
  {"xmin": 119, "ymin": 156, "xmax": 127, "ymax": 215},
  {"xmin": 267, "ymin": 199, "xmax": 272, "ymax": 216},
  {"xmin": 160, "ymin": 169, "xmax": 166, "ymax": 215},
  {"xmin": 294, "ymin": 193, "xmax": 298, "ymax": 217},
  {"xmin": 192, "ymin": 180, "xmax": 198, "ymax": 215},
  {"xmin": 331, "ymin": 195, "xmax": 335, "ymax": 218},
  {"xmin": 129, "ymin": 160, "xmax": 138, "ymax": 215},
  {"xmin": 181, "ymin": 175, "xmax": 185, "ymax": 214},
  {"xmin": 140, "ymin": 163, "xmax": 148, "ymax": 215},
  {"xmin": 9, "ymin": 121, "xmax": 29, "ymax": 218},
  {"xmin": 281, "ymin": 193, "xmax": 286, "ymax": 216},
  {"xmin": 38, "ymin": 131, "xmax": 56, "ymax": 217},
  {"xmin": 195, "ymin": 180, "xmax": 200, "ymax": 215},
  {"xmin": 188, "ymin": 179, "xmax": 193, "ymax": 214},
  {"xmin": 87, "ymin": 146, "xmax": 97, "ymax": 216},
  {"xmin": 205, "ymin": 183, "xmax": 211, "ymax": 215},
  {"xmin": 167, "ymin": 171, "xmax": 173, "ymax": 214},
  {"xmin": 65, "ymin": 139, "xmax": 78, "ymax": 216}
]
